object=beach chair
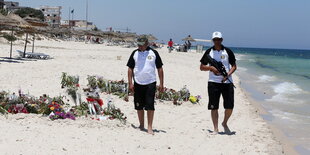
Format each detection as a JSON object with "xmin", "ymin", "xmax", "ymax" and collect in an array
[
  {"xmin": 16, "ymin": 50, "xmax": 26, "ymax": 57},
  {"xmin": 30, "ymin": 52, "xmax": 50, "ymax": 59},
  {"xmin": 16, "ymin": 50, "xmax": 50, "ymax": 59}
]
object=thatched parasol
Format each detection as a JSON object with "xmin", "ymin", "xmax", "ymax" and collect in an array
[
  {"xmin": 23, "ymin": 16, "xmax": 48, "ymax": 27},
  {"xmin": 7, "ymin": 13, "xmax": 30, "ymax": 26},
  {"xmin": 123, "ymin": 36, "xmax": 136, "ymax": 42},
  {"xmin": 0, "ymin": 13, "xmax": 19, "ymax": 26},
  {"xmin": 142, "ymin": 34, "xmax": 157, "ymax": 41},
  {"xmin": 182, "ymin": 35, "xmax": 196, "ymax": 42},
  {"xmin": 0, "ymin": 13, "xmax": 21, "ymax": 58}
]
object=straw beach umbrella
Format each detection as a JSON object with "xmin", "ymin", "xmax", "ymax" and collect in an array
[
  {"xmin": 22, "ymin": 16, "xmax": 51, "ymax": 56},
  {"xmin": 0, "ymin": 13, "xmax": 21, "ymax": 58},
  {"xmin": 6, "ymin": 13, "xmax": 35, "ymax": 56},
  {"xmin": 23, "ymin": 16, "xmax": 48, "ymax": 27},
  {"xmin": 0, "ymin": 13, "xmax": 19, "ymax": 26},
  {"xmin": 182, "ymin": 35, "xmax": 196, "ymax": 42},
  {"xmin": 141, "ymin": 34, "xmax": 157, "ymax": 42},
  {"xmin": 6, "ymin": 13, "xmax": 30, "ymax": 26}
]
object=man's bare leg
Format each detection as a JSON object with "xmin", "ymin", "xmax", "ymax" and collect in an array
[
  {"xmin": 222, "ymin": 109, "xmax": 233, "ymax": 134},
  {"xmin": 147, "ymin": 110, "xmax": 154, "ymax": 135},
  {"xmin": 137, "ymin": 110, "xmax": 145, "ymax": 130},
  {"xmin": 211, "ymin": 110, "xmax": 219, "ymax": 134}
]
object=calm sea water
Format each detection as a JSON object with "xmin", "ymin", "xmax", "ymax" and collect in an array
[{"xmin": 200, "ymin": 46, "xmax": 310, "ymax": 154}]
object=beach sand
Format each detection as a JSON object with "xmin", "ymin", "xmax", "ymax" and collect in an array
[{"xmin": 0, "ymin": 39, "xmax": 288, "ymax": 154}]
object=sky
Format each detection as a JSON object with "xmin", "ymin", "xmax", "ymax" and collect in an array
[{"xmin": 17, "ymin": 0, "xmax": 310, "ymax": 50}]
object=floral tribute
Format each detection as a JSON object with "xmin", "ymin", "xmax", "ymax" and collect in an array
[
  {"xmin": 0, "ymin": 90, "xmax": 75, "ymax": 120},
  {"xmin": 0, "ymin": 73, "xmax": 200, "ymax": 124},
  {"xmin": 156, "ymin": 85, "xmax": 198, "ymax": 105},
  {"xmin": 61, "ymin": 72, "xmax": 81, "ymax": 106},
  {"xmin": 85, "ymin": 75, "xmax": 129, "ymax": 102}
]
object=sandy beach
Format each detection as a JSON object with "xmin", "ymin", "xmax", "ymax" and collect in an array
[{"xmin": 0, "ymin": 39, "xmax": 289, "ymax": 155}]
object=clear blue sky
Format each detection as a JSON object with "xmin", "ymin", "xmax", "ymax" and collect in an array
[{"xmin": 18, "ymin": 0, "xmax": 310, "ymax": 49}]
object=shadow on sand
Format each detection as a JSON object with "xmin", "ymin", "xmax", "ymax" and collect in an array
[
  {"xmin": 207, "ymin": 129, "xmax": 236, "ymax": 135},
  {"xmin": 131, "ymin": 124, "xmax": 167, "ymax": 134},
  {"xmin": 0, "ymin": 57, "xmax": 40, "ymax": 63}
]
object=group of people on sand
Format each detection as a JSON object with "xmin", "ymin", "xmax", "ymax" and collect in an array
[
  {"xmin": 127, "ymin": 31, "xmax": 237, "ymax": 135},
  {"xmin": 167, "ymin": 38, "xmax": 192, "ymax": 52}
]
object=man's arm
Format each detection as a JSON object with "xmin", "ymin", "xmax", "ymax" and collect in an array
[
  {"xmin": 228, "ymin": 64, "xmax": 237, "ymax": 76},
  {"xmin": 157, "ymin": 67, "xmax": 164, "ymax": 92},
  {"xmin": 200, "ymin": 64, "xmax": 220, "ymax": 75},
  {"xmin": 222, "ymin": 64, "xmax": 237, "ymax": 82},
  {"xmin": 128, "ymin": 68, "xmax": 134, "ymax": 93}
]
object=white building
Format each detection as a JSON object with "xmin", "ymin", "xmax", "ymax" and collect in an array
[
  {"xmin": 39, "ymin": 6, "xmax": 62, "ymax": 27},
  {"xmin": 61, "ymin": 20, "xmax": 95, "ymax": 30}
]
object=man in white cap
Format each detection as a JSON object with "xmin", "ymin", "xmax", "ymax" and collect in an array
[{"xmin": 199, "ymin": 31, "xmax": 237, "ymax": 134}]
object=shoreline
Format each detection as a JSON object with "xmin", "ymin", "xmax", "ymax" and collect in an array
[{"xmin": 235, "ymin": 74, "xmax": 298, "ymax": 155}]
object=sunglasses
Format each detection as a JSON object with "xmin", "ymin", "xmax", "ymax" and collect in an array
[{"xmin": 213, "ymin": 38, "xmax": 222, "ymax": 41}]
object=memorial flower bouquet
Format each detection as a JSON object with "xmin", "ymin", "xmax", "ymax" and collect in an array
[
  {"xmin": 102, "ymin": 99, "xmax": 127, "ymax": 124},
  {"xmin": 61, "ymin": 72, "xmax": 81, "ymax": 105}
]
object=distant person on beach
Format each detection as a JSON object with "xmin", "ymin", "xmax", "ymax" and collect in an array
[
  {"xmin": 199, "ymin": 31, "xmax": 237, "ymax": 134},
  {"xmin": 184, "ymin": 41, "xmax": 188, "ymax": 52},
  {"xmin": 187, "ymin": 40, "xmax": 191, "ymax": 51},
  {"xmin": 127, "ymin": 36, "xmax": 164, "ymax": 135},
  {"xmin": 187, "ymin": 35, "xmax": 192, "ymax": 52},
  {"xmin": 168, "ymin": 39, "xmax": 174, "ymax": 53}
]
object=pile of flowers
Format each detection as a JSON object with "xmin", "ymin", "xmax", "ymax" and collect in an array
[
  {"xmin": 0, "ymin": 90, "xmax": 76, "ymax": 121},
  {"xmin": 48, "ymin": 100, "xmax": 75, "ymax": 121},
  {"xmin": 64, "ymin": 73, "xmax": 201, "ymax": 106},
  {"xmin": 189, "ymin": 95, "xmax": 202, "ymax": 104},
  {"xmin": 61, "ymin": 72, "xmax": 81, "ymax": 105},
  {"xmin": 102, "ymin": 99, "xmax": 127, "ymax": 124},
  {"xmin": 69, "ymin": 102, "xmax": 89, "ymax": 117},
  {"xmin": 0, "ymin": 91, "xmax": 47, "ymax": 115},
  {"xmin": 85, "ymin": 75, "xmax": 129, "ymax": 102},
  {"xmin": 156, "ymin": 86, "xmax": 194, "ymax": 105}
]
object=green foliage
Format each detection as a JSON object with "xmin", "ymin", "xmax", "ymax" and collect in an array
[
  {"xmin": 156, "ymin": 86, "xmax": 191, "ymax": 105},
  {"xmin": 61, "ymin": 72, "xmax": 79, "ymax": 89},
  {"xmin": 87, "ymin": 76, "xmax": 97, "ymax": 89},
  {"xmin": 14, "ymin": 7, "xmax": 44, "ymax": 21},
  {"xmin": 61, "ymin": 72, "xmax": 80, "ymax": 105},
  {"xmin": 0, "ymin": 9, "xmax": 8, "ymax": 16},
  {"xmin": 92, "ymin": 26, "xmax": 100, "ymax": 31},
  {"xmin": 1, "ymin": 33, "xmax": 17, "ymax": 42},
  {"xmin": 0, "ymin": 106, "xmax": 8, "ymax": 118},
  {"xmin": 103, "ymin": 102, "xmax": 126, "ymax": 124},
  {"xmin": 70, "ymin": 102, "xmax": 89, "ymax": 117}
]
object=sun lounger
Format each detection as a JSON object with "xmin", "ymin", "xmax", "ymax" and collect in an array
[{"xmin": 16, "ymin": 50, "xmax": 50, "ymax": 59}]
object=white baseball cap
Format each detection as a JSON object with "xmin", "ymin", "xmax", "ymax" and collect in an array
[{"xmin": 212, "ymin": 31, "xmax": 223, "ymax": 39}]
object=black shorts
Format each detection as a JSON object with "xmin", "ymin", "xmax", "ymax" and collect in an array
[
  {"xmin": 208, "ymin": 82, "xmax": 234, "ymax": 110},
  {"xmin": 134, "ymin": 82, "xmax": 156, "ymax": 110}
]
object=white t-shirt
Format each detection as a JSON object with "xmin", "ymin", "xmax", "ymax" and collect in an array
[
  {"xmin": 127, "ymin": 47, "xmax": 163, "ymax": 85},
  {"xmin": 200, "ymin": 46, "xmax": 236, "ymax": 83}
]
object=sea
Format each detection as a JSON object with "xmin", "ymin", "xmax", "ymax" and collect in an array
[{"xmin": 200, "ymin": 46, "xmax": 310, "ymax": 154}]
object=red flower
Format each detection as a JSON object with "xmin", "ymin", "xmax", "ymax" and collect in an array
[
  {"xmin": 21, "ymin": 108, "xmax": 28, "ymax": 114},
  {"xmin": 76, "ymin": 84, "xmax": 80, "ymax": 87}
]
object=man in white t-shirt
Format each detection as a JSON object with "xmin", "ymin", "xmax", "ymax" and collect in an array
[
  {"xmin": 127, "ymin": 36, "xmax": 164, "ymax": 135},
  {"xmin": 200, "ymin": 31, "xmax": 237, "ymax": 134}
]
